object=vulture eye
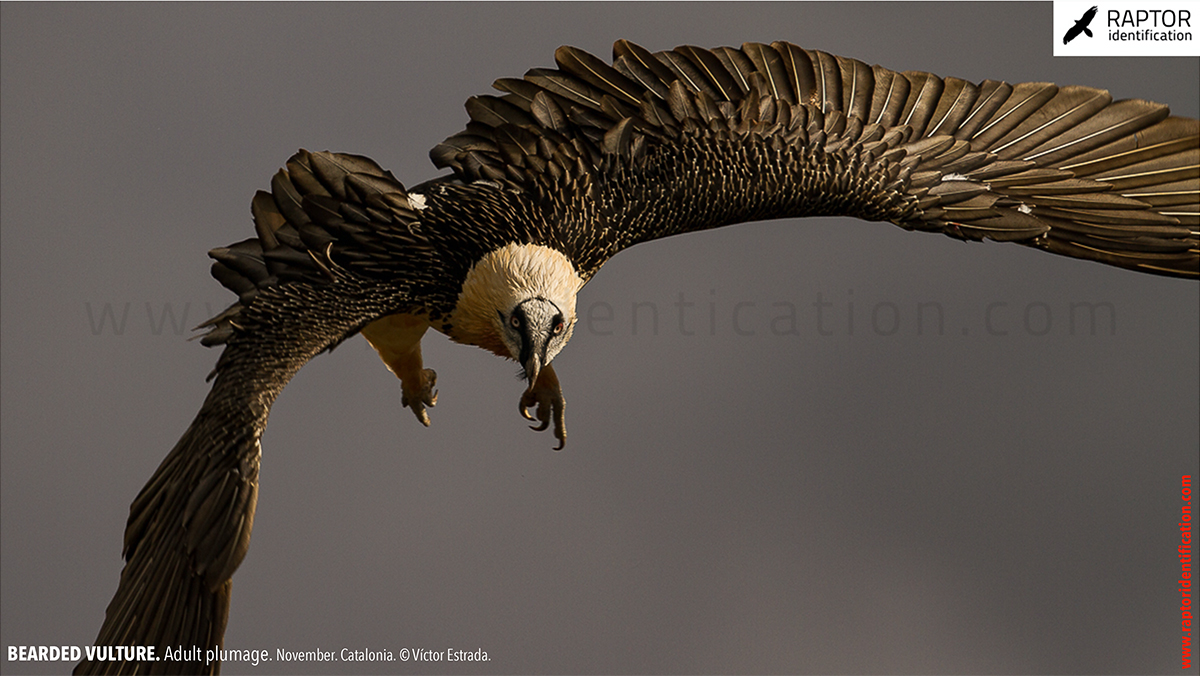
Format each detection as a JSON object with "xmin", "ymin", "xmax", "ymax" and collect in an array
[
  {"xmin": 553, "ymin": 320, "xmax": 565, "ymax": 335},
  {"xmin": 510, "ymin": 314, "xmax": 521, "ymax": 329}
]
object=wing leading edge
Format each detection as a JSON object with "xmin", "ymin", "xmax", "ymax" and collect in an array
[{"xmin": 433, "ymin": 40, "xmax": 1199, "ymax": 278}]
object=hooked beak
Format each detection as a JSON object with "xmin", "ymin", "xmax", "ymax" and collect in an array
[
  {"xmin": 523, "ymin": 353, "xmax": 542, "ymax": 395},
  {"xmin": 512, "ymin": 297, "xmax": 561, "ymax": 394}
]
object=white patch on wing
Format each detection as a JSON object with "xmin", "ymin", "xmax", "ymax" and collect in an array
[{"xmin": 408, "ymin": 193, "xmax": 428, "ymax": 211}]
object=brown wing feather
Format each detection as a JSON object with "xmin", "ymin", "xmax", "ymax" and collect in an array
[
  {"xmin": 432, "ymin": 41, "xmax": 1198, "ymax": 278},
  {"xmin": 76, "ymin": 153, "xmax": 434, "ymax": 674}
]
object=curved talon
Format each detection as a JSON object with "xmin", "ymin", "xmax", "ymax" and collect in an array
[
  {"xmin": 519, "ymin": 398, "xmax": 537, "ymax": 422},
  {"xmin": 518, "ymin": 365, "xmax": 567, "ymax": 449},
  {"xmin": 401, "ymin": 368, "xmax": 438, "ymax": 427}
]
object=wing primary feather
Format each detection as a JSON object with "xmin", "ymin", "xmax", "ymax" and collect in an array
[
  {"xmin": 741, "ymin": 42, "xmax": 787, "ymax": 101},
  {"xmin": 1061, "ymin": 117, "xmax": 1198, "ymax": 174},
  {"xmin": 969, "ymin": 82, "xmax": 1059, "ymax": 150},
  {"xmin": 492, "ymin": 77, "xmax": 547, "ymax": 106},
  {"xmin": 840, "ymin": 57, "xmax": 875, "ymax": 121},
  {"xmin": 869, "ymin": 65, "xmax": 911, "ymax": 127},
  {"xmin": 656, "ymin": 48, "xmax": 721, "ymax": 100},
  {"xmin": 771, "ymin": 41, "xmax": 815, "ymax": 106},
  {"xmin": 613, "ymin": 55, "xmax": 670, "ymax": 100},
  {"xmin": 555, "ymin": 45, "xmax": 643, "ymax": 105},
  {"xmin": 1089, "ymin": 148, "xmax": 1200, "ymax": 190},
  {"xmin": 712, "ymin": 46, "xmax": 754, "ymax": 94},
  {"xmin": 1022, "ymin": 99, "xmax": 1170, "ymax": 166},
  {"xmin": 676, "ymin": 44, "xmax": 741, "ymax": 102},
  {"xmin": 990, "ymin": 86, "xmax": 1113, "ymax": 160},
  {"xmin": 953, "ymin": 80, "xmax": 1013, "ymax": 141},
  {"xmin": 925, "ymin": 77, "xmax": 979, "ymax": 137},
  {"xmin": 613, "ymin": 39, "xmax": 677, "ymax": 98},
  {"xmin": 525, "ymin": 67, "xmax": 605, "ymax": 108},
  {"xmin": 899, "ymin": 71, "xmax": 945, "ymax": 139},
  {"xmin": 807, "ymin": 49, "xmax": 843, "ymax": 112},
  {"xmin": 465, "ymin": 95, "xmax": 536, "ymax": 129}
]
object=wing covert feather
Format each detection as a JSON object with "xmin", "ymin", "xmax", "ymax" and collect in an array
[
  {"xmin": 432, "ymin": 41, "xmax": 1197, "ymax": 278},
  {"xmin": 77, "ymin": 153, "xmax": 448, "ymax": 674},
  {"xmin": 81, "ymin": 37, "xmax": 1199, "ymax": 676}
]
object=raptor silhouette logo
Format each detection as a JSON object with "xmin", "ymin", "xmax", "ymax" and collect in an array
[{"xmin": 1064, "ymin": 5, "xmax": 1099, "ymax": 44}]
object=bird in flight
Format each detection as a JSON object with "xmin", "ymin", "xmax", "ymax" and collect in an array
[
  {"xmin": 1064, "ymin": 5, "xmax": 1099, "ymax": 44},
  {"xmin": 77, "ymin": 39, "xmax": 1198, "ymax": 674}
]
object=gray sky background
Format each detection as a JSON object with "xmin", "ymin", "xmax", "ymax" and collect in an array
[{"xmin": 2, "ymin": 3, "xmax": 1198, "ymax": 674}]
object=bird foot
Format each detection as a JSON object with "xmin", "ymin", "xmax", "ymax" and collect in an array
[
  {"xmin": 401, "ymin": 368, "xmax": 438, "ymax": 427},
  {"xmin": 519, "ymin": 364, "xmax": 566, "ymax": 450},
  {"xmin": 361, "ymin": 313, "xmax": 437, "ymax": 428}
]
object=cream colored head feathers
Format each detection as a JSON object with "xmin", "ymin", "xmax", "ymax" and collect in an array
[{"xmin": 449, "ymin": 243, "xmax": 584, "ymax": 362}]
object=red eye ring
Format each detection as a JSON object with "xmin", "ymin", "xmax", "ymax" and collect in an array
[{"xmin": 553, "ymin": 321, "xmax": 565, "ymax": 335}]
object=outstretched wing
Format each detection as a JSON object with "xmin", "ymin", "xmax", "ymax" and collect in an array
[
  {"xmin": 76, "ymin": 151, "xmax": 431, "ymax": 675},
  {"xmin": 200, "ymin": 151, "xmax": 439, "ymax": 348},
  {"xmin": 432, "ymin": 41, "xmax": 1199, "ymax": 278}
]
